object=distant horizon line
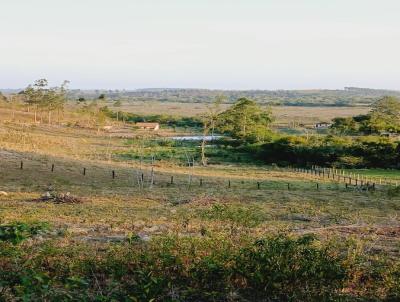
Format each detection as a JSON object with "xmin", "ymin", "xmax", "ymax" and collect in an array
[{"xmin": 1, "ymin": 86, "xmax": 400, "ymax": 92}]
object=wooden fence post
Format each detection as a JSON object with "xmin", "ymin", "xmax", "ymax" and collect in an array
[
  {"xmin": 150, "ymin": 167, "xmax": 154, "ymax": 187},
  {"xmin": 51, "ymin": 164, "xmax": 55, "ymax": 172},
  {"xmin": 112, "ymin": 170, "xmax": 115, "ymax": 179},
  {"xmin": 83, "ymin": 168, "xmax": 86, "ymax": 176},
  {"xmin": 170, "ymin": 176, "xmax": 174, "ymax": 184},
  {"xmin": 20, "ymin": 161, "xmax": 23, "ymax": 170}
]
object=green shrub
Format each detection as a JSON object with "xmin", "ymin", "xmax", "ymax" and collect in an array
[
  {"xmin": 233, "ymin": 234, "xmax": 346, "ymax": 301},
  {"xmin": 200, "ymin": 203, "xmax": 266, "ymax": 227},
  {"xmin": 0, "ymin": 222, "xmax": 49, "ymax": 244}
]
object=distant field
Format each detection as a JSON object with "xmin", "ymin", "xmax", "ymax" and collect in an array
[
  {"xmin": 273, "ymin": 105, "xmax": 369, "ymax": 124},
  {"xmin": 111, "ymin": 101, "xmax": 370, "ymax": 124}
]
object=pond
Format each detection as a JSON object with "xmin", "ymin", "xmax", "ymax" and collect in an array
[{"xmin": 169, "ymin": 135, "xmax": 224, "ymax": 141}]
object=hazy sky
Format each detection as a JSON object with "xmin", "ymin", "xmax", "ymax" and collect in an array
[{"xmin": 1, "ymin": 0, "xmax": 400, "ymax": 90}]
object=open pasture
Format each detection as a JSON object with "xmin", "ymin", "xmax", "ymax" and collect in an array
[
  {"xmin": 0, "ymin": 120, "xmax": 398, "ymax": 244},
  {"xmin": 112, "ymin": 100, "xmax": 370, "ymax": 125}
]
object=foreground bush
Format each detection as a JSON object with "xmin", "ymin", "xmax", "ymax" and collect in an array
[
  {"xmin": 233, "ymin": 235, "xmax": 345, "ymax": 300},
  {"xmin": 0, "ymin": 234, "xmax": 400, "ymax": 301}
]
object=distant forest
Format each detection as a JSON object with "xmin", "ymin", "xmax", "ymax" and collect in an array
[{"xmin": 2, "ymin": 87, "xmax": 400, "ymax": 106}]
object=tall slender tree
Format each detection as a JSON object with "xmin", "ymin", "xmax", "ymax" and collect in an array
[
  {"xmin": 23, "ymin": 79, "xmax": 48, "ymax": 123},
  {"xmin": 200, "ymin": 95, "xmax": 224, "ymax": 166}
]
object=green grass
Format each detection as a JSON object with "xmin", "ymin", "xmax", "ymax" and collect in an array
[
  {"xmin": 345, "ymin": 168, "xmax": 400, "ymax": 180},
  {"xmin": 115, "ymin": 137, "xmax": 258, "ymax": 165}
]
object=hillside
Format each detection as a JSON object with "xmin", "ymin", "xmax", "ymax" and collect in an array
[
  {"xmin": 68, "ymin": 87, "xmax": 400, "ymax": 106},
  {"xmin": 3, "ymin": 87, "xmax": 400, "ymax": 106}
]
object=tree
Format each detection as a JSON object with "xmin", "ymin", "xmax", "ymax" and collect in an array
[
  {"xmin": 23, "ymin": 79, "xmax": 49, "ymax": 123},
  {"xmin": 200, "ymin": 95, "xmax": 224, "ymax": 166},
  {"xmin": 44, "ymin": 80, "xmax": 69, "ymax": 124},
  {"xmin": 8, "ymin": 94, "xmax": 24, "ymax": 121},
  {"xmin": 22, "ymin": 79, "xmax": 68, "ymax": 124},
  {"xmin": 0, "ymin": 92, "xmax": 6, "ymax": 103},
  {"xmin": 331, "ymin": 117, "xmax": 358, "ymax": 134},
  {"xmin": 217, "ymin": 97, "xmax": 273, "ymax": 142},
  {"xmin": 79, "ymin": 101, "xmax": 108, "ymax": 133},
  {"xmin": 369, "ymin": 96, "xmax": 400, "ymax": 133}
]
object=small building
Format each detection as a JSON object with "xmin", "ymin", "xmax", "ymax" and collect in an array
[
  {"xmin": 315, "ymin": 122, "xmax": 332, "ymax": 129},
  {"xmin": 135, "ymin": 122, "xmax": 160, "ymax": 131}
]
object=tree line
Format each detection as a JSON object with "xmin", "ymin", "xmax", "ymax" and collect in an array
[
  {"xmin": 0, "ymin": 79, "xmax": 113, "ymax": 132},
  {"xmin": 331, "ymin": 96, "xmax": 400, "ymax": 134},
  {"xmin": 197, "ymin": 96, "xmax": 400, "ymax": 169},
  {"xmin": 1, "ymin": 79, "xmax": 69, "ymax": 124},
  {"xmin": 257, "ymin": 135, "xmax": 400, "ymax": 169},
  {"xmin": 65, "ymin": 86, "xmax": 400, "ymax": 106}
]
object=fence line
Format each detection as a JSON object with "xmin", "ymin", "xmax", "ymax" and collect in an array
[
  {"xmin": 288, "ymin": 165, "xmax": 399, "ymax": 189},
  {"xmin": 5, "ymin": 158, "xmax": 399, "ymax": 193}
]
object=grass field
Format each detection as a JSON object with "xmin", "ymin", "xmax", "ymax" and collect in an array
[
  {"xmin": 1, "ymin": 109, "xmax": 400, "ymax": 300},
  {"xmin": 112, "ymin": 100, "xmax": 370, "ymax": 125},
  {"xmin": 345, "ymin": 168, "xmax": 400, "ymax": 181},
  {"xmin": 1, "ymin": 122, "xmax": 399, "ymax": 256}
]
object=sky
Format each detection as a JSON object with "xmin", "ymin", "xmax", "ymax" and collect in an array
[{"xmin": 1, "ymin": 0, "xmax": 400, "ymax": 90}]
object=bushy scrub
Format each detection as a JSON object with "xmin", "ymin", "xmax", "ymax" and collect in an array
[
  {"xmin": 200, "ymin": 203, "xmax": 267, "ymax": 228},
  {"xmin": 233, "ymin": 234, "xmax": 345, "ymax": 300},
  {"xmin": 0, "ymin": 221, "xmax": 49, "ymax": 244},
  {"xmin": 2, "ymin": 234, "xmax": 400, "ymax": 301}
]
